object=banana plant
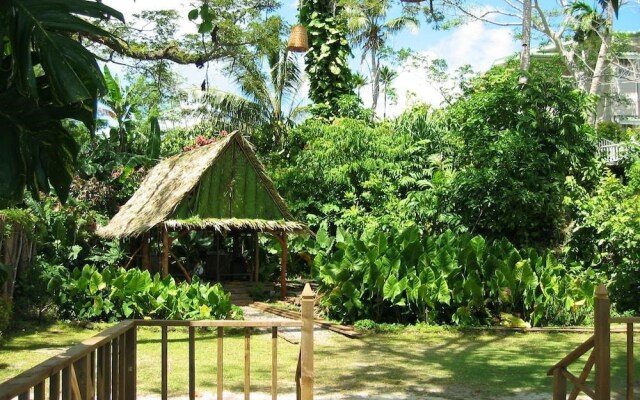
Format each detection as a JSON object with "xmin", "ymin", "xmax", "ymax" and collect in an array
[{"xmin": 0, "ymin": 0, "xmax": 124, "ymax": 206}]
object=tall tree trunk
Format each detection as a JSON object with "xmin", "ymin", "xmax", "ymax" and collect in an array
[
  {"xmin": 590, "ymin": 2, "xmax": 613, "ymax": 96},
  {"xmin": 519, "ymin": 0, "xmax": 532, "ymax": 83},
  {"xmin": 371, "ymin": 48, "xmax": 380, "ymax": 111},
  {"xmin": 383, "ymin": 87, "xmax": 387, "ymax": 119},
  {"xmin": 589, "ymin": 0, "xmax": 614, "ymax": 123}
]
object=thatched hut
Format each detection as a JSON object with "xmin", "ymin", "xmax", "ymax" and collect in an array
[{"xmin": 97, "ymin": 131, "xmax": 307, "ymax": 297}]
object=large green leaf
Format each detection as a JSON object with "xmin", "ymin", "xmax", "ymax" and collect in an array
[{"xmin": 8, "ymin": 0, "xmax": 124, "ymax": 103}]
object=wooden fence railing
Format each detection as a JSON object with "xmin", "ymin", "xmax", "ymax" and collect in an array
[
  {"xmin": 548, "ymin": 284, "xmax": 636, "ymax": 400},
  {"xmin": 0, "ymin": 284, "xmax": 316, "ymax": 400}
]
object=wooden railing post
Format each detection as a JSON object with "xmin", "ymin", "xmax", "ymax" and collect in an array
[
  {"xmin": 124, "ymin": 326, "xmax": 137, "ymax": 400},
  {"xmin": 594, "ymin": 284, "xmax": 611, "ymax": 400},
  {"xmin": 299, "ymin": 283, "xmax": 315, "ymax": 400},
  {"xmin": 552, "ymin": 368, "xmax": 567, "ymax": 400}
]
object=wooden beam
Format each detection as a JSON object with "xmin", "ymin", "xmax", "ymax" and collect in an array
[
  {"xmin": 135, "ymin": 319, "xmax": 303, "ymax": 328},
  {"xmin": 254, "ymin": 232, "xmax": 260, "ymax": 283},
  {"xmin": 170, "ymin": 251, "xmax": 192, "ymax": 283},
  {"xmin": 124, "ymin": 327, "xmax": 137, "ymax": 400},
  {"xmin": 568, "ymin": 351, "xmax": 595, "ymax": 400},
  {"xmin": 141, "ymin": 232, "xmax": 150, "ymax": 271},
  {"xmin": 161, "ymin": 227, "xmax": 170, "ymax": 278},
  {"xmin": 278, "ymin": 234, "xmax": 288, "ymax": 298}
]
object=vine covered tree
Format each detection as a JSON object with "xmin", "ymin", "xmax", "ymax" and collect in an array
[{"xmin": 300, "ymin": 0, "xmax": 356, "ymax": 119}]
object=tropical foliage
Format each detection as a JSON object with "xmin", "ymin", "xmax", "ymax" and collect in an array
[
  {"xmin": 343, "ymin": 0, "xmax": 418, "ymax": 110},
  {"xmin": 196, "ymin": 48, "xmax": 306, "ymax": 147},
  {"xmin": 52, "ymin": 265, "xmax": 233, "ymax": 322},
  {"xmin": 441, "ymin": 60, "xmax": 599, "ymax": 247},
  {"xmin": 565, "ymin": 160, "xmax": 640, "ymax": 313},
  {"xmin": 314, "ymin": 225, "xmax": 595, "ymax": 326},
  {"xmin": 0, "ymin": 0, "xmax": 123, "ymax": 207},
  {"xmin": 301, "ymin": 0, "xmax": 355, "ymax": 119}
]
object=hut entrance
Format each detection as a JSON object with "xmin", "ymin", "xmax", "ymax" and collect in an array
[{"xmin": 204, "ymin": 232, "xmax": 256, "ymax": 282}]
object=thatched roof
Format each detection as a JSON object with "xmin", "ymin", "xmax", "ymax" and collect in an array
[{"xmin": 97, "ymin": 132, "xmax": 306, "ymax": 238}]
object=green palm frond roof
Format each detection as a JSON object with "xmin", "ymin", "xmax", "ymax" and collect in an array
[{"xmin": 97, "ymin": 131, "xmax": 306, "ymax": 238}]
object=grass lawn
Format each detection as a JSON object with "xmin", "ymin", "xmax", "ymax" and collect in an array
[{"xmin": 1, "ymin": 323, "xmax": 637, "ymax": 399}]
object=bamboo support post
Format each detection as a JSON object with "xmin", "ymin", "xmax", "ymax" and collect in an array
[
  {"xmin": 254, "ymin": 233, "xmax": 260, "ymax": 283},
  {"xmin": 594, "ymin": 283, "xmax": 611, "ymax": 400},
  {"xmin": 300, "ymin": 284, "xmax": 315, "ymax": 400},
  {"xmin": 141, "ymin": 232, "xmax": 151, "ymax": 271},
  {"xmin": 162, "ymin": 227, "xmax": 170, "ymax": 278},
  {"xmin": 279, "ymin": 234, "xmax": 288, "ymax": 298},
  {"xmin": 627, "ymin": 323, "xmax": 634, "ymax": 400},
  {"xmin": 170, "ymin": 251, "xmax": 192, "ymax": 282},
  {"xmin": 217, "ymin": 327, "xmax": 223, "ymax": 400}
]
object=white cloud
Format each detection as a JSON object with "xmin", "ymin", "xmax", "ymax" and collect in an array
[{"xmin": 380, "ymin": 21, "xmax": 519, "ymax": 118}]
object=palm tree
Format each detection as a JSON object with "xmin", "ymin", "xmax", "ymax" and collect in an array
[
  {"xmin": 344, "ymin": 0, "xmax": 418, "ymax": 111},
  {"xmin": 198, "ymin": 48, "xmax": 306, "ymax": 146},
  {"xmin": 352, "ymin": 72, "xmax": 369, "ymax": 101},
  {"xmin": 379, "ymin": 65, "xmax": 398, "ymax": 119}
]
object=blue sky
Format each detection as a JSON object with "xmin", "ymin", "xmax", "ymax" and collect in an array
[{"xmin": 104, "ymin": 0, "xmax": 640, "ymax": 117}]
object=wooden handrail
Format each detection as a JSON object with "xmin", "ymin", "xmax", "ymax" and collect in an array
[
  {"xmin": 609, "ymin": 316, "xmax": 640, "ymax": 324},
  {"xmin": 0, "ymin": 286, "xmax": 316, "ymax": 400},
  {"xmin": 547, "ymin": 335, "xmax": 594, "ymax": 376},
  {"xmin": 550, "ymin": 284, "xmax": 640, "ymax": 399},
  {"xmin": 0, "ymin": 320, "xmax": 135, "ymax": 399},
  {"xmin": 134, "ymin": 319, "xmax": 303, "ymax": 328}
]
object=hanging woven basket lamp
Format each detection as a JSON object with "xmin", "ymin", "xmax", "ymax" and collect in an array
[{"xmin": 287, "ymin": 24, "xmax": 309, "ymax": 53}]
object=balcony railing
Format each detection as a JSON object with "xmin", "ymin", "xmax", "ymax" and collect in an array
[{"xmin": 0, "ymin": 285, "xmax": 316, "ymax": 400}]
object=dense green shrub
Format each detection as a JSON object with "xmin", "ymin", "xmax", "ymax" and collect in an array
[
  {"xmin": 565, "ymin": 165, "xmax": 640, "ymax": 313},
  {"xmin": 52, "ymin": 265, "xmax": 233, "ymax": 321},
  {"xmin": 13, "ymin": 258, "xmax": 67, "ymax": 321},
  {"xmin": 272, "ymin": 114, "xmax": 447, "ymax": 231},
  {"xmin": 441, "ymin": 60, "xmax": 598, "ymax": 248},
  {"xmin": 314, "ymin": 225, "xmax": 595, "ymax": 326}
]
